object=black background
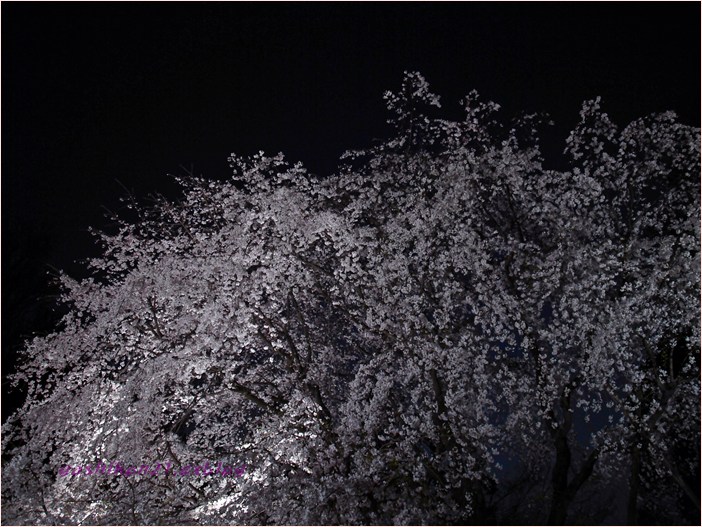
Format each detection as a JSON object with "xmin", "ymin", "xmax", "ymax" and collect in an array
[{"xmin": 2, "ymin": 2, "xmax": 700, "ymax": 420}]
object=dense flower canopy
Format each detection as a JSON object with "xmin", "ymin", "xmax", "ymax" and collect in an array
[{"xmin": 3, "ymin": 72, "xmax": 699, "ymax": 525}]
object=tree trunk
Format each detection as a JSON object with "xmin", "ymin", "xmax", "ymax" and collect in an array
[
  {"xmin": 627, "ymin": 443, "xmax": 641, "ymax": 525},
  {"xmin": 547, "ymin": 428, "xmax": 599, "ymax": 525},
  {"xmin": 547, "ymin": 432, "xmax": 572, "ymax": 525},
  {"xmin": 548, "ymin": 498, "xmax": 571, "ymax": 526}
]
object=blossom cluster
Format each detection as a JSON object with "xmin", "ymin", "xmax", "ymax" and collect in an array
[
  {"xmin": 2, "ymin": 72, "xmax": 698, "ymax": 525},
  {"xmin": 59, "ymin": 461, "xmax": 247, "ymax": 478}
]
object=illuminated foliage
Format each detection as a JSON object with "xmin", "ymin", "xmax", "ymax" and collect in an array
[{"xmin": 3, "ymin": 73, "xmax": 699, "ymax": 525}]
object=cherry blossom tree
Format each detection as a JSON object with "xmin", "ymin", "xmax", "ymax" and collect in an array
[{"xmin": 2, "ymin": 72, "xmax": 698, "ymax": 525}]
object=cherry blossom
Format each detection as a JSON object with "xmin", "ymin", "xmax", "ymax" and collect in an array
[{"xmin": 3, "ymin": 72, "xmax": 698, "ymax": 525}]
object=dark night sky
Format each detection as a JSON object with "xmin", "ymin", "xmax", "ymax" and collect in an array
[{"xmin": 2, "ymin": 3, "xmax": 700, "ymax": 415}]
